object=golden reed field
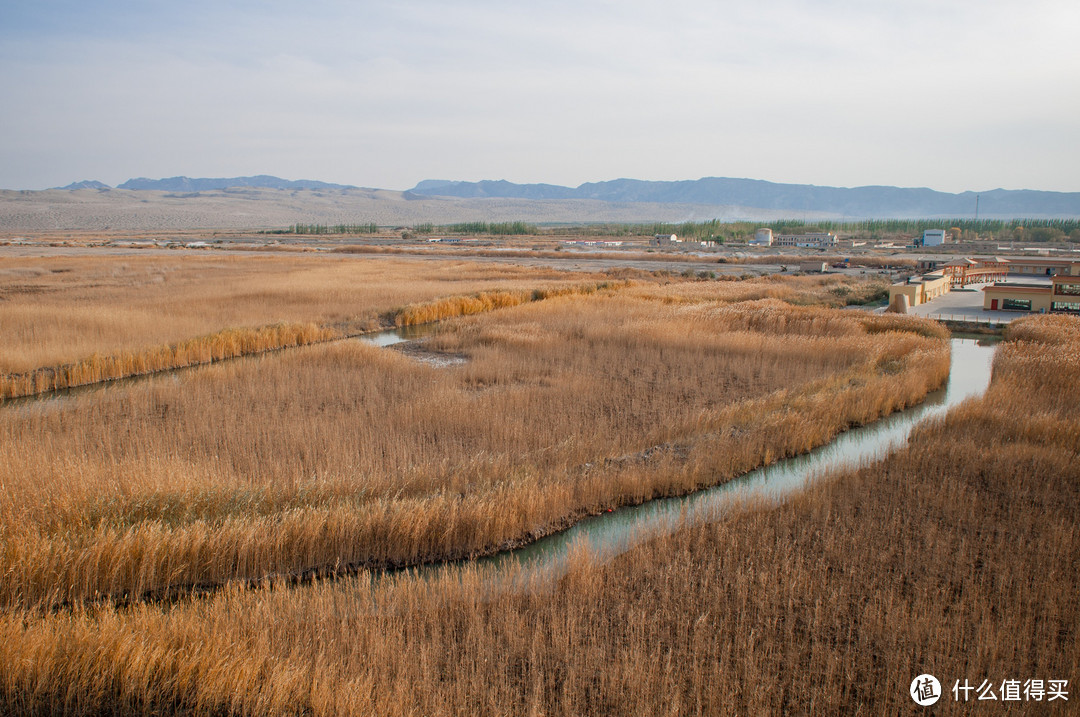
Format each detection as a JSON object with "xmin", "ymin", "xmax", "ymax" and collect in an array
[
  {"xmin": 0, "ymin": 254, "xmax": 626, "ymax": 397},
  {"xmin": 0, "ymin": 313, "xmax": 1072, "ymax": 716},
  {"xmin": 5, "ymin": 251, "xmax": 1063, "ymax": 715},
  {"xmin": 0, "ymin": 253, "xmax": 888, "ymax": 398},
  {"xmin": 0, "ymin": 286, "xmax": 944, "ymax": 610}
]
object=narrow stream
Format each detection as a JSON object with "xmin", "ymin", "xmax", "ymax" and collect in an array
[
  {"xmin": 3, "ymin": 329, "xmax": 1000, "ymax": 595},
  {"xmin": 409, "ymin": 337, "xmax": 998, "ymax": 585},
  {"xmin": 1, "ymin": 324, "xmax": 439, "ymax": 414},
  {"xmin": 357, "ymin": 323, "xmax": 442, "ymax": 347}
]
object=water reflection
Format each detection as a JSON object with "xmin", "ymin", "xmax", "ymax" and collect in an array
[
  {"xmin": 415, "ymin": 338, "xmax": 997, "ymax": 585},
  {"xmin": 357, "ymin": 323, "xmax": 442, "ymax": 347}
]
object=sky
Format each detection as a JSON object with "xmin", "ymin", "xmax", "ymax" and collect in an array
[{"xmin": 1, "ymin": 0, "xmax": 1078, "ymax": 193}]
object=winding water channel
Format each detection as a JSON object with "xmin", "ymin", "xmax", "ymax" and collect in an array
[
  {"xmin": 402, "ymin": 336, "xmax": 999, "ymax": 585},
  {"xmin": 4, "ymin": 328, "xmax": 1000, "ymax": 593},
  {"xmin": 1, "ymin": 322, "xmax": 444, "ymax": 413}
]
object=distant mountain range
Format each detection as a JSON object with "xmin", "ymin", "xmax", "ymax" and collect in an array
[
  {"xmin": 55, "ymin": 180, "xmax": 112, "ymax": 190},
  {"xmin": 120, "ymin": 175, "xmax": 358, "ymax": 191},
  {"xmin": 54, "ymin": 175, "xmax": 356, "ymax": 192},
  {"xmin": 409, "ymin": 178, "xmax": 1080, "ymax": 219},
  {"xmin": 48, "ymin": 175, "xmax": 1079, "ymax": 218}
]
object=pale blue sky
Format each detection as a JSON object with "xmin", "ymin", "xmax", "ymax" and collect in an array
[{"xmin": 1, "ymin": 0, "xmax": 1078, "ymax": 192}]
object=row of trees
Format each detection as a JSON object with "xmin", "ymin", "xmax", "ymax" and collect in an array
[
  {"xmin": 271, "ymin": 221, "xmax": 539, "ymax": 236},
  {"xmin": 439, "ymin": 221, "xmax": 539, "ymax": 235},
  {"xmin": 286, "ymin": 223, "xmax": 380, "ymax": 235},
  {"xmin": 266, "ymin": 218, "xmax": 1079, "ymax": 243}
]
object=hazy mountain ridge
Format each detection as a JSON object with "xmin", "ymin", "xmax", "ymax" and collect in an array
[
  {"xmin": 26, "ymin": 175, "xmax": 1079, "ymax": 228},
  {"xmin": 46, "ymin": 175, "xmax": 1080, "ymax": 218},
  {"xmin": 116, "ymin": 175, "xmax": 358, "ymax": 192},
  {"xmin": 53, "ymin": 180, "xmax": 111, "ymax": 190},
  {"xmin": 1, "ymin": 186, "xmax": 809, "ymax": 232},
  {"xmin": 411, "ymin": 178, "xmax": 1080, "ymax": 218}
]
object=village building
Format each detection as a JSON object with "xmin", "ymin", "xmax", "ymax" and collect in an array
[
  {"xmin": 773, "ymin": 233, "xmax": 838, "ymax": 249},
  {"xmin": 887, "ymin": 271, "xmax": 952, "ymax": 312},
  {"xmin": 651, "ymin": 234, "xmax": 679, "ymax": 246},
  {"xmin": 939, "ymin": 257, "xmax": 1010, "ymax": 286},
  {"xmin": 1000, "ymin": 258, "xmax": 1080, "ymax": 277},
  {"xmin": 751, "ymin": 228, "xmax": 773, "ymax": 246},
  {"xmin": 983, "ymin": 275, "xmax": 1080, "ymax": 313},
  {"xmin": 889, "ymin": 258, "xmax": 1067, "ymax": 313},
  {"xmin": 916, "ymin": 229, "xmax": 948, "ymax": 247}
]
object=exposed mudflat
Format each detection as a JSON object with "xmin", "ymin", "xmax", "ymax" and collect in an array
[{"xmin": 391, "ymin": 342, "xmax": 470, "ymax": 368}]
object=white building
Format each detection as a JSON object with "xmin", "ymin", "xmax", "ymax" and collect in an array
[
  {"xmin": 751, "ymin": 228, "xmax": 774, "ymax": 246},
  {"xmin": 922, "ymin": 229, "xmax": 948, "ymax": 247}
]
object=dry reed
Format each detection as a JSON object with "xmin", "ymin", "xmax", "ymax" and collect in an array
[
  {"xmin": 0, "ymin": 253, "xmax": 626, "ymax": 398},
  {"xmin": 0, "ymin": 254, "xmax": 892, "ymax": 402},
  {"xmin": 0, "ymin": 293, "xmax": 947, "ymax": 611},
  {"xmin": 0, "ymin": 319, "xmax": 1073, "ymax": 715},
  {"xmin": 0, "ymin": 322, "xmax": 335, "ymax": 399},
  {"xmin": 393, "ymin": 281, "xmax": 626, "ymax": 326},
  {"xmin": 0, "ymin": 253, "xmax": 612, "ymax": 375}
]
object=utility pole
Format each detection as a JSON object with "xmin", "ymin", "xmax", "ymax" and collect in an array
[{"xmin": 974, "ymin": 194, "xmax": 979, "ymax": 224}]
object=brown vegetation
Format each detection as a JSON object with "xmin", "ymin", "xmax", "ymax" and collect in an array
[
  {"xmin": 0, "ymin": 291, "xmax": 947, "ymax": 611},
  {"xmin": 394, "ymin": 281, "xmax": 627, "ymax": 325},
  {"xmin": 0, "ymin": 315, "xmax": 1073, "ymax": 715},
  {"xmin": 0, "ymin": 253, "xmax": 890, "ymax": 399},
  {"xmin": 0, "ymin": 254, "xmax": 619, "ymax": 398},
  {"xmin": 0, "ymin": 253, "xmax": 613, "ymax": 373},
  {"xmin": 627, "ymin": 272, "xmax": 893, "ymax": 310},
  {"xmin": 0, "ymin": 322, "xmax": 335, "ymax": 399}
]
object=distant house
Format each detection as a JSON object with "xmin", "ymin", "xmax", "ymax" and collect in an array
[
  {"xmin": 562, "ymin": 240, "xmax": 624, "ymax": 247},
  {"xmin": 773, "ymin": 233, "xmax": 838, "ymax": 249},
  {"xmin": 920, "ymin": 229, "xmax": 948, "ymax": 247},
  {"xmin": 799, "ymin": 261, "xmax": 829, "ymax": 273},
  {"xmin": 651, "ymin": 234, "xmax": 679, "ymax": 246},
  {"xmin": 751, "ymin": 228, "xmax": 773, "ymax": 246}
]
